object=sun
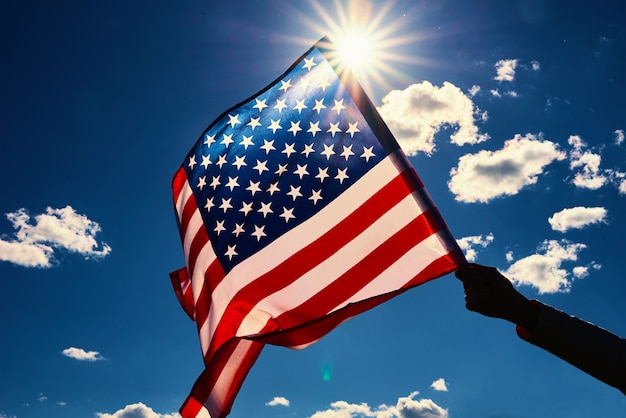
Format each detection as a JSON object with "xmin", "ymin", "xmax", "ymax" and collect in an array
[
  {"xmin": 287, "ymin": 0, "xmax": 425, "ymax": 94},
  {"xmin": 336, "ymin": 32, "xmax": 374, "ymax": 72}
]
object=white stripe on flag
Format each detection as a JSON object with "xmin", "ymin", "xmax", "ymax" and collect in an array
[
  {"xmin": 183, "ymin": 211, "xmax": 204, "ymax": 267},
  {"xmin": 174, "ymin": 175, "xmax": 190, "ymax": 214},
  {"xmin": 191, "ymin": 241, "xmax": 216, "ymax": 307},
  {"xmin": 338, "ymin": 231, "xmax": 449, "ymax": 307}
]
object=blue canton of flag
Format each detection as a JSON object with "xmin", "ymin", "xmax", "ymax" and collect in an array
[{"xmin": 183, "ymin": 45, "xmax": 389, "ymax": 272}]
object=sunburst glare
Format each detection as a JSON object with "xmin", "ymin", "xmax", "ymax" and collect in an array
[
  {"xmin": 336, "ymin": 32, "xmax": 373, "ymax": 72},
  {"xmin": 287, "ymin": 0, "xmax": 428, "ymax": 95}
]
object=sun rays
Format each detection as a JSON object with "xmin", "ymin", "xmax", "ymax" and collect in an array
[{"xmin": 287, "ymin": 0, "xmax": 428, "ymax": 95}]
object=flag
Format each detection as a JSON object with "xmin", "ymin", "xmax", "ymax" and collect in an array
[{"xmin": 170, "ymin": 36, "xmax": 466, "ymax": 418}]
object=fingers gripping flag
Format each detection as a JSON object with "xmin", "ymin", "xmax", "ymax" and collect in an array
[{"xmin": 170, "ymin": 37, "xmax": 465, "ymax": 418}]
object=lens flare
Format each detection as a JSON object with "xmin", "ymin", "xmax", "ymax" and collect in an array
[{"xmin": 321, "ymin": 364, "xmax": 332, "ymax": 382}]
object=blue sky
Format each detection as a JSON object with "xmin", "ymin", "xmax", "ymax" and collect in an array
[{"xmin": 1, "ymin": 1, "xmax": 624, "ymax": 417}]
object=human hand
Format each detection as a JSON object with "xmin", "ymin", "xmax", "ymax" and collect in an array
[{"xmin": 455, "ymin": 263, "xmax": 539, "ymax": 331}]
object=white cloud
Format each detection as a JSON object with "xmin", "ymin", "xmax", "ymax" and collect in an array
[
  {"xmin": 504, "ymin": 239, "xmax": 589, "ymax": 294},
  {"xmin": 613, "ymin": 170, "xmax": 626, "ymax": 183},
  {"xmin": 494, "ymin": 59, "xmax": 518, "ymax": 81},
  {"xmin": 38, "ymin": 393, "xmax": 47, "ymax": 402},
  {"xmin": 266, "ymin": 396, "xmax": 290, "ymax": 407},
  {"xmin": 308, "ymin": 392, "xmax": 447, "ymax": 418},
  {"xmin": 572, "ymin": 266, "xmax": 589, "ymax": 279},
  {"xmin": 430, "ymin": 378, "xmax": 448, "ymax": 392},
  {"xmin": 544, "ymin": 96, "xmax": 553, "ymax": 110},
  {"xmin": 548, "ymin": 206, "xmax": 608, "ymax": 232},
  {"xmin": 377, "ymin": 81, "xmax": 488, "ymax": 155},
  {"xmin": 531, "ymin": 60, "xmax": 541, "ymax": 71},
  {"xmin": 448, "ymin": 134, "xmax": 566, "ymax": 203},
  {"xmin": 570, "ymin": 152, "xmax": 606, "ymax": 189},
  {"xmin": 96, "ymin": 403, "xmax": 181, "ymax": 418},
  {"xmin": 489, "ymin": 89, "xmax": 518, "ymax": 98},
  {"xmin": 396, "ymin": 392, "xmax": 448, "ymax": 418},
  {"xmin": 615, "ymin": 129, "xmax": 624, "ymax": 145},
  {"xmin": 567, "ymin": 135, "xmax": 626, "ymax": 191},
  {"xmin": 0, "ymin": 238, "xmax": 54, "ymax": 268},
  {"xmin": 57, "ymin": 401, "xmax": 67, "ymax": 406},
  {"xmin": 468, "ymin": 85, "xmax": 480, "ymax": 96},
  {"xmin": 567, "ymin": 135, "xmax": 607, "ymax": 189},
  {"xmin": 309, "ymin": 401, "xmax": 373, "ymax": 418},
  {"xmin": 567, "ymin": 134, "xmax": 585, "ymax": 150},
  {"xmin": 62, "ymin": 347, "xmax": 104, "ymax": 361},
  {"xmin": 0, "ymin": 206, "xmax": 111, "ymax": 268},
  {"xmin": 457, "ymin": 233, "xmax": 494, "ymax": 262},
  {"xmin": 569, "ymin": 262, "xmax": 600, "ymax": 279}
]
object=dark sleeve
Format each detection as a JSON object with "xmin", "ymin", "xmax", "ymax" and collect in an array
[{"xmin": 516, "ymin": 301, "xmax": 626, "ymax": 395}]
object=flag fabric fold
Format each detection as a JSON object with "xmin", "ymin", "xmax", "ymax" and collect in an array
[{"xmin": 170, "ymin": 36, "xmax": 465, "ymax": 418}]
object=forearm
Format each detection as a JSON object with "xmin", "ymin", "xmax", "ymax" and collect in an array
[{"xmin": 516, "ymin": 301, "xmax": 626, "ymax": 394}]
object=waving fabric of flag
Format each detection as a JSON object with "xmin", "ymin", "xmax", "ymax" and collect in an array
[{"xmin": 170, "ymin": 36, "xmax": 466, "ymax": 418}]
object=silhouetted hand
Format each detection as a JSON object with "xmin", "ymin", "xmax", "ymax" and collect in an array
[{"xmin": 455, "ymin": 263, "xmax": 539, "ymax": 332}]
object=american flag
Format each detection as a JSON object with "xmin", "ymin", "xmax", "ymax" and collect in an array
[{"xmin": 170, "ymin": 37, "xmax": 465, "ymax": 418}]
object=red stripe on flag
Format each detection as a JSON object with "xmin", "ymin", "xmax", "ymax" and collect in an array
[
  {"xmin": 194, "ymin": 259, "xmax": 225, "ymax": 341},
  {"xmin": 169, "ymin": 267, "xmax": 196, "ymax": 320},
  {"xmin": 256, "ymin": 253, "xmax": 458, "ymax": 348},
  {"xmin": 181, "ymin": 339, "xmax": 266, "ymax": 418},
  {"xmin": 271, "ymin": 209, "xmax": 442, "ymax": 331},
  {"xmin": 180, "ymin": 193, "xmax": 200, "ymax": 242},
  {"xmin": 172, "ymin": 167, "xmax": 187, "ymax": 205},
  {"xmin": 204, "ymin": 253, "xmax": 229, "ymax": 299},
  {"xmin": 187, "ymin": 227, "xmax": 210, "ymax": 286}
]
